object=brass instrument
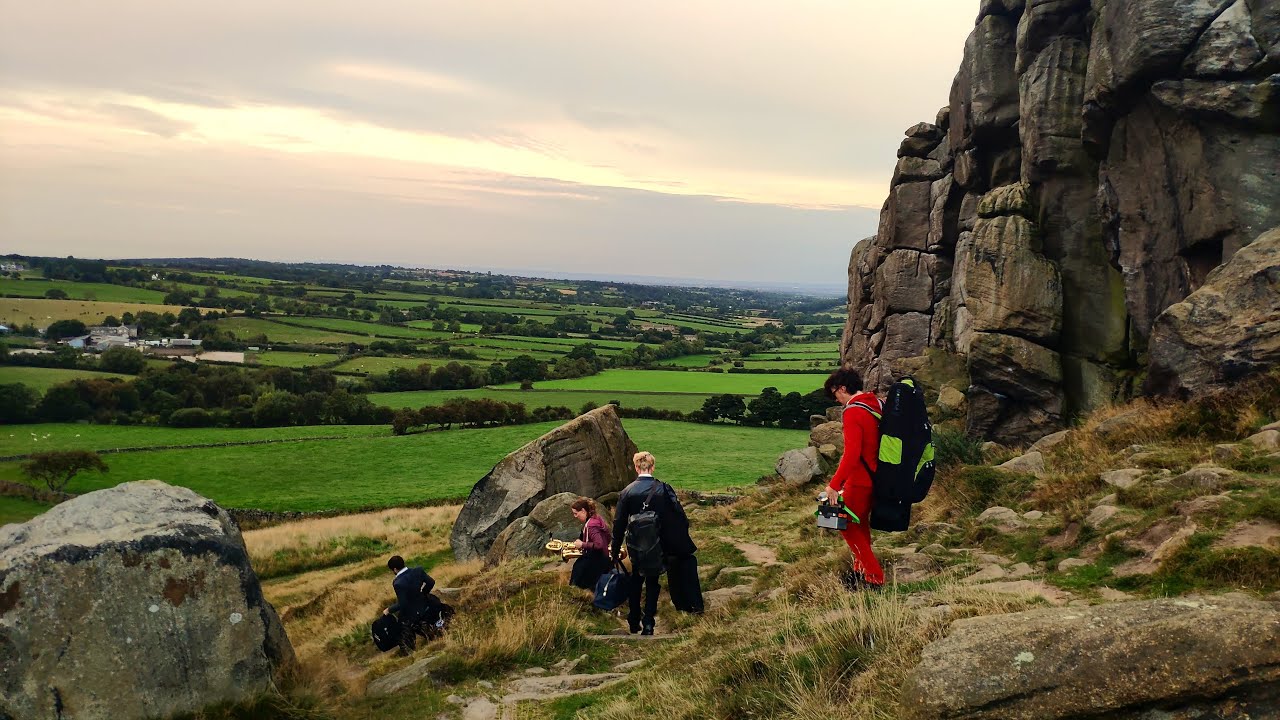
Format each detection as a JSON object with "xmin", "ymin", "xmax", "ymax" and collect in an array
[{"xmin": 545, "ymin": 538, "xmax": 584, "ymax": 561}]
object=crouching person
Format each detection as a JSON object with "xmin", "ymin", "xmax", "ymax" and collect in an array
[
  {"xmin": 570, "ymin": 497, "xmax": 612, "ymax": 590},
  {"xmin": 384, "ymin": 554, "xmax": 435, "ymax": 653}
]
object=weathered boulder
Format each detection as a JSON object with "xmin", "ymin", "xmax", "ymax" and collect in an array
[
  {"xmin": 451, "ymin": 406, "xmax": 636, "ymax": 562},
  {"xmin": 936, "ymin": 385, "xmax": 967, "ymax": 415},
  {"xmin": 997, "ymin": 451, "xmax": 1045, "ymax": 476},
  {"xmin": 900, "ymin": 597, "xmax": 1280, "ymax": 720},
  {"xmin": 1148, "ymin": 227, "xmax": 1280, "ymax": 397},
  {"xmin": 485, "ymin": 492, "xmax": 584, "ymax": 565},
  {"xmin": 0, "ymin": 481, "xmax": 295, "ymax": 720},
  {"xmin": 809, "ymin": 420, "xmax": 843, "ymax": 453},
  {"xmin": 775, "ymin": 447, "xmax": 827, "ymax": 485}
]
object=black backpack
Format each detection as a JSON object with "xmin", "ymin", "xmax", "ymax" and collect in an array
[
  {"xmin": 372, "ymin": 613, "xmax": 401, "ymax": 652},
  {"xmin": 626, "ymin": 482, "xmax": 665, "ymax": 576},
  {"xmin": 857, "ymin": 377, "xmax": 936, "ymax": 532}
]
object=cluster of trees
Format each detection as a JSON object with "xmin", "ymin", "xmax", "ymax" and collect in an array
[
  {"xmin": 390, "ymin": 399, "xmax": 578, "ymax": 434},
  {"xmin": 1, "ymin": 364, "xmax": 390, "ymax": 428},
  {"xmin": 694, "ymin": 387, "xmax": 831, "ymax": 428}
]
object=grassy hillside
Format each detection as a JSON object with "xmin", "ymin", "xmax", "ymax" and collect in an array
[
  {"xmin": 207, "ymin": 377, "xmax": 1280, "ymax": 720},
  {"xmin": 0, "ymin": 366, "xmax": 134, "ymax": 394}
]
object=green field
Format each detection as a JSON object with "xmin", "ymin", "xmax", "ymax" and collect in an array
[
  {"xmin": 278, "ymin": 317, "xmax": 456, "ymax": 340},
  {"xmin": 0, "ymin": 496, "xmax": 52, "ymax": 526},
  {"xmin": 217, "ymin": 317, "xmax": 366, "ymax": 344},
  {"xmin": 0, "ymin": 366, "xmax": 133, "ymax": 394},
  {"xmin": 250, "ymin": 351, "xmax": 343, "ymax": 368},
  {"xmin": 0, "ymin": 420, "xmax": 805, "ymax": 513},
  {"xmin": 1, "ymin": 299, "xmax": 190, "ymax": 326},
  {"xmin": 496, "ymin": 369, "xmax": 828, "ymax": 395},
  {"xmin": 369, "ymin": 388, "xmax": 715, "ymax": 413},
  {"xmin": 0, "ymin": 278, "xmax": 169, "ymax": 304},
  {"xmin": 656, "ymin": 354, "xmax": 720, "ymax": 368},
  {"xmin": 333, "ymin": 357, "xmax": 447, "ymax": 375},
  {"xmin": 0, "ymin": 423, "xmax": 390, "ymax": 456}
]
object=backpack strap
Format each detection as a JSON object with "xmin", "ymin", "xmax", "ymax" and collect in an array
[
  {"xmin": 641, "ymin": 480, "xmax": 661, "ymax": 510},
  {"xmin": 846, "ymin": 402, "xmax": 881, "ymax": 481}
]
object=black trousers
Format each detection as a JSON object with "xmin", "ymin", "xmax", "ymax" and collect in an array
[
  {"xmin": 570, "ymin": 549, "xmax": 611, "ymax": 590},
  {"xmin": 628, "ymin": 571, "xmax": 660, "ymax": 630},
  {"xmin": 398, "ymin": 613, "xmax": 429, "ymax": 652}
]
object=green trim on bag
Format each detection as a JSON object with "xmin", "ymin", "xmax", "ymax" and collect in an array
[
  {"xmin": 879, "ymin": 435, "xmax": 903, "ymax": 465},
  {"xmin": 917, "ymin": 441, "xmax": 935, "ymax": 477}
]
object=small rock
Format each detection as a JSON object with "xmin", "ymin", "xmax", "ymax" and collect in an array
[
  {"xmin": 1174, "ymin": 494, "xmax": 1232, "ymax": 516},
  {"xmin": 1127, "ymin": 451, "xmax": 1160, "ymax": 465},
  {"xmin": 1121, "ymin": 444, "xmax": 1146, "ymax": 458},
  {"xmin": 889, "ymin": 552, "xmax": 943, "ymax": 583},
  {"xmin": 447, "ymin": 695, "xmax": 466, "ymax": 706},
  {"xmin": 1097, "ymin": 587, "xmax": 1136, "ymax": 602},
  {"xmin": 1022, "ymin": 510, "xmax": 1044, "ymax": 521},
  {"xmin": 1057, "ymin": 558, "xmax": 1090, "ymax": 572},
  {"xmin": 1029, "ymin": 430, "xmax": 1071, "ymax": 454},
  {"xmin": 366, "ymin": 655, "xmax": 440, "ymax": 697},
  {"xmin": 965, "ymin": 564, "xmax": 1007, "ymax": 583},
  {"xmin": 917, "ymin": 604, "xmax": 955, "ymax": 623},
  {"xmin": 1100, "ymin": 468, "xmax": 1146, "ymax": 490},
  {"xmin": 937, "ymin": 386, "xmax": 967, "ymax": 414},
  {"xmin": 524, "ymin": 667, "xmax": 547, "ymax": 676},
  {"xmin": 981, "ymin": 441, "xmax": 1001, "ymax": 454},
  {"xmin": 1006, "ymin": 562, "xmax": 1035, "ymax": 578},
  {"xmin": 1099, "ymin": 493, "xmax": 1118, "ymax": 505},
  {"xmin": 997, "ymin": 451, "xmax": 1045, "ymax": 476},
  {"xmin": 761, "ymin": 586, "xmax": 786, "ymax": 602},
  {"xmin": 978, "ymin": 506, "xmax": 1026, "ymax": 530},
  {"xmin": 1067, "ymin": 599, "xmax": 1091, "ymax": 607},
  {"xmin": 1212, "ymin": 443, "xmax": 1242, "ymax": 462},
  {"xmin": 720, "ymin": 566, "xmax": 757, "ymax": 575},
  {"xmin": 704, "ymin": 584, "xmax": 754, "ymax": 611},
  {"xmin": 974, "ymin": 580, "xmax": 1072, "ymax": 605},
  {"xmin": 462, "ymin": 697, "xmax": 498, "ymax": 720},
  {"xmin": 1172, "ymin": 466, "xmax": 1235, "ymax": 491},
  {"xmin": 920, "ymin": 543, "xmax": 949, "ymax": 555},
  {"xmin": 817, "ymin": 443, "xmax": 840, "ymax": 461},
  {"xmin": 1259, "ymin": 420, "xmax": 1280, "ymax": 433},
  {"xmin": 1085, "ymin": 505, "xmax": 1120, "ymax": 528},
  {"xmin": 477, "ymin": 680, "xmax": 494, "ymax": 689},
  {"xmin": 613, "ymin": 659, "xmax": 646, "ymax": 672},
  {"xmin": 1245, "ymin": 429, "xmax": 1280, "ymax": 451},
  {"xmin": 776, "ymin": 447, "xmax": 827, "ymax": 485}
]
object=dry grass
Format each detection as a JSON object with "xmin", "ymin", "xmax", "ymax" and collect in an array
[{"xmin": 590, "ymin": 578, "xmax": 1041, "ymax": 720}]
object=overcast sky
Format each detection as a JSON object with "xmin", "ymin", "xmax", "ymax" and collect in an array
[{"xmin": 0, "ymin": 2, "xmax": 976, "ymax": 288}]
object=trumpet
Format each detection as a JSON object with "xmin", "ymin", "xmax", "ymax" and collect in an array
[{"xmin": 545, "ymin": 538, "xmax": 584, "ymax": 560}]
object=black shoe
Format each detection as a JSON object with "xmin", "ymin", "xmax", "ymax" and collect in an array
[
  {"xmin": 629, "ymin": 621, "xmax": 642, "ymax": 634},
  {"xmin": 640, "ymin": 624, "xmax": 655, "ymax": 636}
]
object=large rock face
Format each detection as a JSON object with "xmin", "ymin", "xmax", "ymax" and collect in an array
[
  {"xmin": 450, "ymin": 405, "xmax": 636, "ymax": 562},
  {"xmin": 0, "ymin": 481, "xmax": 295, "ymax": 720},
  {"xmin": 843, "ymin": 0, "xmax": 1280, "ymax": 443},
  {"xmin": 901, "ymin": 596, "xmax": 1280, "ymax": 719},
  {"xmin": 1148, "ymin": 226, "xmax": 1280, "ymax": 396}
]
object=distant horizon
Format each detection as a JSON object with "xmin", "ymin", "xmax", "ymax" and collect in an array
[
  {"xmin": 4, "ymin": 249, "xmax": 849, "ymax": 298},
  {"xmin": 0, "ymin": 2, "xmax": 974, "ymax": 286}
]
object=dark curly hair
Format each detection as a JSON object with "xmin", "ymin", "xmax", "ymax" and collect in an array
[{"xmin": 824, "ymin": 368, "xmax": 864, "ymax": 399}]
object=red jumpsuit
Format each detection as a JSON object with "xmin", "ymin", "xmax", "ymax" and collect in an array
[{"xmin": 827, "ymin": 391, "xmax": 884, "ymax": 585}]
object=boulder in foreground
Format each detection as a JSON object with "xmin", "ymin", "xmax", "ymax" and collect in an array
[
  {"xmin": 0, "ymin": 480, "xmax": 295, "ymax": 720},
  {"xmin": 901, "ymin": 596, "xmax": 1280, "ymax": 719}
]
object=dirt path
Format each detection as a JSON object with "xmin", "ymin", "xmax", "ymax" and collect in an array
[{"xmin": 719, "ymin": 536, "xmax": 780, "ymax": 566}]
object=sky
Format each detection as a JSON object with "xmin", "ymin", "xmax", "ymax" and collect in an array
[{"xmin": 0, "ymin": 1, "xmax": 977, "ymax": 289}]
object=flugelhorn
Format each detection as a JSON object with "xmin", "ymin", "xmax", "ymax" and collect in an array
[{"xmin": 545, "ymin": 538, "xmax": 584, "ymax": 560}]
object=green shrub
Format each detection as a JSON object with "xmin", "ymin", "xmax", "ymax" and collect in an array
[
  {"xmin": 933, "ymin": 426, "xmax": 982, "ymax": 468},
  {"xmin": 1170, "ymin": 371, "xmax": 1280, "ymax": 440},
  {"xmin": 945, "ymin": 466, "xmax": 1037, "ymax": 515}
]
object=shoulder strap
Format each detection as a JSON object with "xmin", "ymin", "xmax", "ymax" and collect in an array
[
  {"xmin": 641, "ymin": 480, "xmax": 661, "ymax": 510},
  {"xmin": 850, "ymin": 401, "xmax": 881, "ymax": 420}
]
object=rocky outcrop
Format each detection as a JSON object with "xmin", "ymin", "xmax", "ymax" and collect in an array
[
  {"xmin": 843, "ymin": 0, "xmax": 1280, "ymax": 443},
  {"xmin": 0, "ymin": 481, "xmax": 294, "ymax": 720},
  {"xmin": 901, "ymin": 596, "xmax": 1280, "ymax": 719},
  {"xmin": 1148, "ymin": 226, "xmax": 1280, "ymax": 396},
  {"xmin": 450, "ymin": 406, "xmax": 636, "ymax": 562},
  {"xmin": 775, "ymin": 447, "xmax": 828, "ymax": 485},
  {"xmin": 485, "ymin": 492, "xmax": 584, "ymax": 565}
]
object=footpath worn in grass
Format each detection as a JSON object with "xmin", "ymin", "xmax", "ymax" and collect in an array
[
  {"xmin": 0, "ymin": 366, "xmax": 134, "ymax": 394},
  {"xmin": 497, "ymin": 369, "xmax": 829, "ymax": 395},
  {"xmin": 2, "ymin": 420, "xmax": 806, "ymax": 513}
]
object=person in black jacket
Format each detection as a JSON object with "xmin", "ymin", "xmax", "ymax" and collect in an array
[
  {"xmin": 610, "ymin": 451, "xmax": 699, "ymax": 634},
  {"xmin": 383, "ymin": 555, "xmax": 435, "ymax": 652}
]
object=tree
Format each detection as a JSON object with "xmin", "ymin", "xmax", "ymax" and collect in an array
[
  {"xmin": 99, "ymin": 347, "xmax": 146, "ymax": 374},
  {"xmin": 0, "ymin": 383, "xmax": 38, "ymax": 423},
  {"xmin": 22, "ymin": 450, "xmax": 108, "ymax": 493},
  {"xmin": 44, "ymin": 288, "xmax": 68, "ymax": 300},
  {"xmin": 506, "ymin": 354, "xmax": 546, "ymax": 383},
  {"xmin": 45, "ymin": 319, "xmax": 86, "ymax": 340},
  {"xmin": 391, "ymin": 408, "xmax": 419, "ymax": 436}
]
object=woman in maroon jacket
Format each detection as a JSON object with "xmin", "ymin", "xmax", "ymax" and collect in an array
[
  {"xmin": 569, "ymin": 497, "xmax": 612, "ymax": 590},
  {"xmin": 823, "ymin": 368, "xmax": 885, "ymax": 589}
]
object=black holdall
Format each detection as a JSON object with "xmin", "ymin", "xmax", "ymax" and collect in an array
[
  {"xmin": 371, "ymin": 613, "xmax": 401, "ymax": 652},
  {"xmin": 593, "ymin": 561, "xmax": 630, "ymax": 611}
]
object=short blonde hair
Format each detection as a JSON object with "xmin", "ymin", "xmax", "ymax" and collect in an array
[{"xmin": 633, "ymin": 451, "xmax": 655, "ymax": 472}]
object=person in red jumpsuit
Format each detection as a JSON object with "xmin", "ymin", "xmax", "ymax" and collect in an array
[{"xmin": 822, "ymin": 368, "xmax": 885, "ymax": 589}]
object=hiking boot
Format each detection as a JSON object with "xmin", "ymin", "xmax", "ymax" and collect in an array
[
  {"xmin": 629, "ymin": 621, "xmax": 642, "ymax": 634},
  {"xmin": 640, "ymin": 624, "xmax": 655, "ymax": 636},
  {"xmin": 840, "ymin": 570, "xmax": 883, "ymax": 592}
]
